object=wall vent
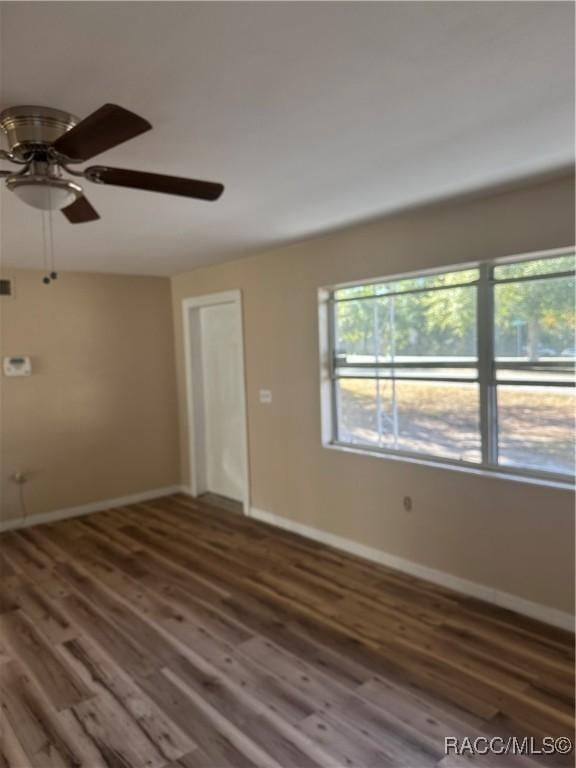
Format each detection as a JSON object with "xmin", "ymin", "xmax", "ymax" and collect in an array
[{"xmin": 0, "ymin": 279, "xmax": 12, "ymax": 297}]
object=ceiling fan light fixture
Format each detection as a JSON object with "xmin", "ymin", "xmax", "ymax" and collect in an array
[{"xmin": 6, "ymin": 175, "xmax": 83, "ymax": 210}]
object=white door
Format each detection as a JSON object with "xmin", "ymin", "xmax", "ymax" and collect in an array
[{"xmin": 199, "ymin": 302, "xmax": 245, "ymax": 502}]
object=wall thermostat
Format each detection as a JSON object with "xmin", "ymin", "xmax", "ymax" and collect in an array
[{"xmin": 3, "ymin": 356, "xmax": 32, "ymax": 377}]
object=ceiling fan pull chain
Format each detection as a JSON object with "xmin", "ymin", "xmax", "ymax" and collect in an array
[
  {"xmin": 41, "ymin": 204, "xmax": 50, "ymax": 285},
  {"xmin": 48, "ymin": 202, "xmax": 58, "ymax": 280}
]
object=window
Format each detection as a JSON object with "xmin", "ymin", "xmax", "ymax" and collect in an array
[{"xmin": 327, "ymin": 249, "xmax": 575, "ymax": 482}]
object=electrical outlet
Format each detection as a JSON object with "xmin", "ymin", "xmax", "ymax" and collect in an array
[{"xmin": 403, "ymin": 496, "xmax": 413, "ymax": 512}]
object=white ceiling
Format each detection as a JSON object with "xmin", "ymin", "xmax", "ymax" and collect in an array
[{"xmin": 0, "ymin": 2, "xmax": 573, "ymax": 276}]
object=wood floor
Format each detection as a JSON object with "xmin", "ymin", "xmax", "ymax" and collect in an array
[{"xmin": 0, "ymin": 494, "xmax": 573, "ymax": 768}]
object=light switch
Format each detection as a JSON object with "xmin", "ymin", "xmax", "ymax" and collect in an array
[{"xmin": 259, "ymin": 389, "xmax": 272, "ymax": 404}]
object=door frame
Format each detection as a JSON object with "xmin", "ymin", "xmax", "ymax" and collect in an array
[{"xmin": 181, "ymin": 290, "xmax": 250, "ymax": 515}]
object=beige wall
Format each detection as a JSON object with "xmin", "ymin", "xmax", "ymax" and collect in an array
[
  {"xmin": 1, "ymin": 270, "xmax": 180, "ymax": 522},
  {"xmin": 172, "ymin": 174, "xmax": 575, "ymax": 615}
]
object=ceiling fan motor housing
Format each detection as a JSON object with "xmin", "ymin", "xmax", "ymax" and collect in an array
[{"xmin": 0, "ymin": 106, "xmax": 78, "ymax": 159}]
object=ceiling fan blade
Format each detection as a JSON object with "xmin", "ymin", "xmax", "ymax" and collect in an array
[
  {"xmin": 53, "ymin": 104, "xmax": 151, "ymax": 161},
  {"xmin": 86, "ymin": 165, "xmax": 224, "ymax": 201},
  {"xmin": 62, "ymin": 195, "xmax": 100, "ymax": 223}
]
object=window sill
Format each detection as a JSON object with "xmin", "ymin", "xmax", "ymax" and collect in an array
[{"xmin": 325, "ymin": 441, "xmax": 575, "ymax": 491}]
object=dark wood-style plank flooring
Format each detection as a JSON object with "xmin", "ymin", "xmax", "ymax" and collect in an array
[{"xmin": 0, "ymin": 493, "xmax": 573, "ymax": 767}]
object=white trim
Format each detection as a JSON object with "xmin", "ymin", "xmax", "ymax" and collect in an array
[
  {"xmin": 181, "ymin": 290, "xmax": 250, "ymax": 516},
  {"xmin": 182, "ymin": 290, "xmax": 242, "ymax": 310},
  {"xmin": 250, "ymin": 506, "xmax": 574, "ymax": 633},
  {"xmin": 318, "ymin": 287, "xmax": 334, "ymax": 447},
  {"xmin": 0, "ymin": 486, "xmax": 183, "ymax": 533}
]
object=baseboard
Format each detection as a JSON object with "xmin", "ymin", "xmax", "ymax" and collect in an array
[
  {"xmin": 250, "ymin": 507, "xmax": 574, "ymax": 633},
  {"xmin": 0, "ymin": 485, "xmax": 183, "ymax": 533}
]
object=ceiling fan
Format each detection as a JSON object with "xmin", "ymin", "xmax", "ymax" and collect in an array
[{"xmin": 0, "ymin": 104, "xmax": 224, "ymax": 223}]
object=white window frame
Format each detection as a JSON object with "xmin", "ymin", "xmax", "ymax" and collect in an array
[{"xmin": 320, "ymin": 246, "xmax": 575, "ymax": 488}]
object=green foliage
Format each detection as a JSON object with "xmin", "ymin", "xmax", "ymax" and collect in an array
[
  {"xmin": 494, "ymin": 254, "xmax": 575, "ymax": 280},
  {"xmin": 336, "ymin": 282, "xmax": 476, "ymax": 358},
  {"xmin": 495, "ymin": 271, "xmax": 575, "ymax": 359},
  {"xmin": 335, "ymin": 256, "xmax": 575, "ymax": 362}
]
